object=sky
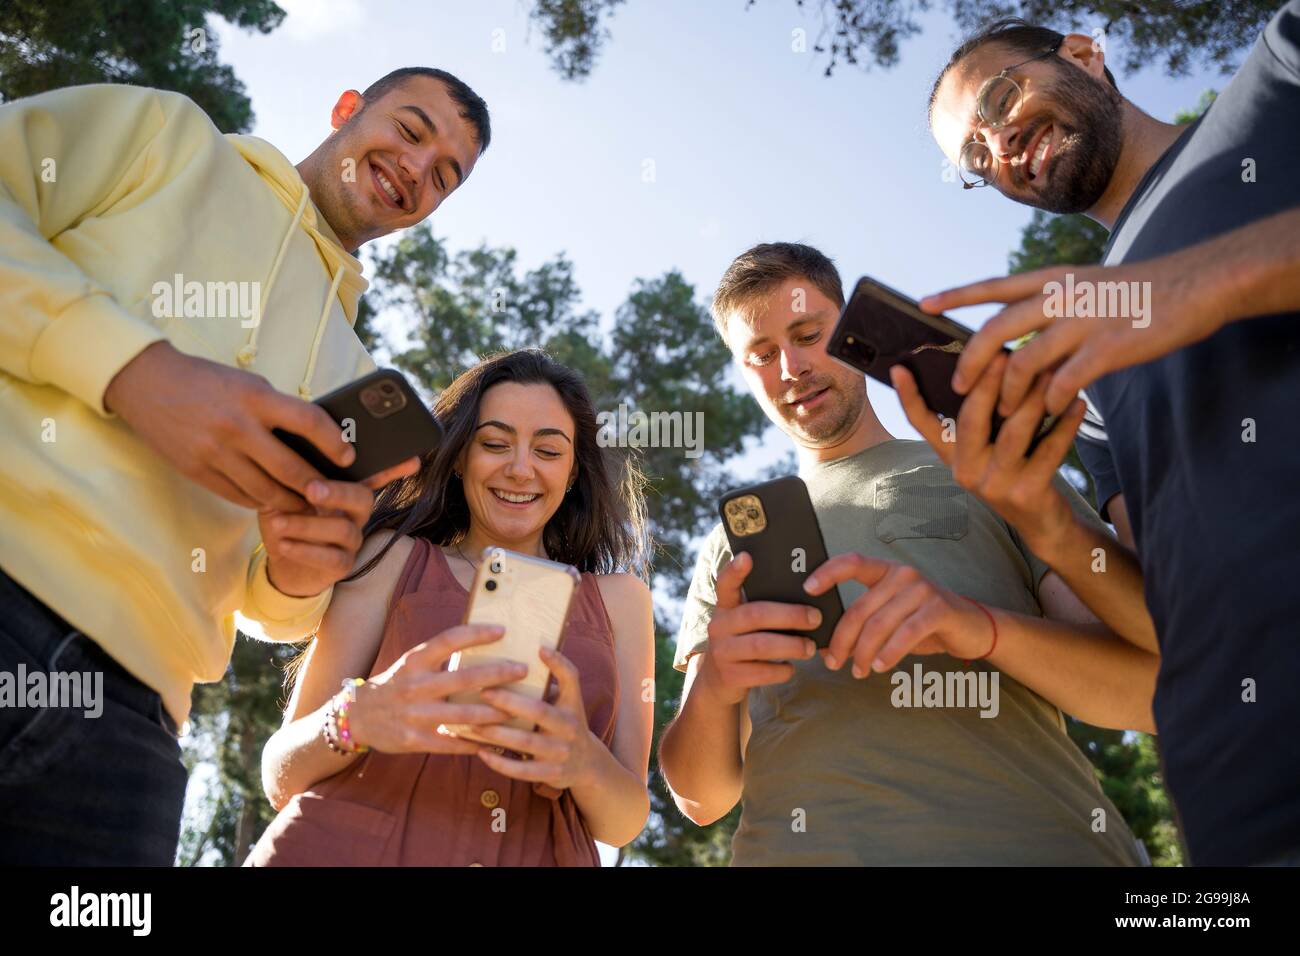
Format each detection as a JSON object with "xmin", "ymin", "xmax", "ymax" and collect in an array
[
  {"xmin": 199, "ymin": 0, "xmax": 1234, "ymax": 865},
  {"xmin": 210, "ymin": 0, "xmax": 1230, "ymax": 456}
]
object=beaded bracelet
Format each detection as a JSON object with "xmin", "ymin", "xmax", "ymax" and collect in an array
[{"xmin": 323, "ymin": 677, "xmax": 370, "ymax": 755}]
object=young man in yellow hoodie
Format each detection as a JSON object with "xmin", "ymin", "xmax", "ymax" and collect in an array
[{"xmin": 0, "ymin": 67, "xmax": 490, "ymax": 864}]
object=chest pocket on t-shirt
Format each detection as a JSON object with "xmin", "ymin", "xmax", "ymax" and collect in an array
[{"xmin": 874, "ymin": 468, "xmax": 969, "ymax": 542}]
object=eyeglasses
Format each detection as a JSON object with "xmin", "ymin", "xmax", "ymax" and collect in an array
[{"xmin": 958, "ymin": 40, "xmax": 1063, "ymax": 189}]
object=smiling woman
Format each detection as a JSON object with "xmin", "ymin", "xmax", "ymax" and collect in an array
[{"xmin": 247, "ymin": 348, "xmax": 657, "ymax": 866}]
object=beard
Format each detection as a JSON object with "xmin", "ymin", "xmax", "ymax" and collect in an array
[
  {"xmin": 777, "ymin": 376, "xmax": 865, "ymax": 446},
  {"xmin": 1019, "ymin": 65, "xmax": 1125, "ymax": 214},
  {"xmin": 309, "ymin": 126, "xmax": 374, "ymax": 245}
]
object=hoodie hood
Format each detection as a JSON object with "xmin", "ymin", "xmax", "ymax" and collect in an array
[{"xmin": 224, "ymin": 134, "xmax": 368, "ymax": 322}]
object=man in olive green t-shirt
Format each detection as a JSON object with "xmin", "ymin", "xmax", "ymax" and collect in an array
[{"xmin": 659, "ymin": 242, "xmax": 1161, "ymax": 865}]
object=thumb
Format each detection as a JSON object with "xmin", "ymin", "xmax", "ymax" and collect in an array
[
  {"xmin": 714, "ymin": 552, "xmax": 751, "ymax": 611},
  {"xmin": 542, "ymin": 647, "xmax": 583, "ymax": 713}
]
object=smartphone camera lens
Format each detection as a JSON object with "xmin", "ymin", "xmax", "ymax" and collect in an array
[
  {"xmin": 489, "ymin": 559, "xmax": 503, "ymax": 574},
  {"xmin": 844, "ymin": 335, "xmax": 878, "ymax": 368},
  {"xmin": 485, "ymin": 579, "xmax": 497, "ymax": 591}
]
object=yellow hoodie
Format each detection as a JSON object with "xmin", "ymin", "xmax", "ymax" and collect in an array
[{"xmin": 0, "ymin": 84, "xmax": 377, "ymax": 727}]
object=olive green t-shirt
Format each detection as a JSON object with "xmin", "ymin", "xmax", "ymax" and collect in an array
[{"xmin": 674, "ymin": 440, "xmax": 1145, "ymax": 866}]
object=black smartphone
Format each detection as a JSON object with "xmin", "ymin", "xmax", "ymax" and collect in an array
[
  {"xmin": 827, "ymin": 276, "xmax": 1058, "ymax": 451},
  {"xmin": 273, "ymin": 368, "xmax": 442, "ymax": 482},
  {"xmin": 717, "ymin": 475, "xmax": 843, "ymax": 648}
]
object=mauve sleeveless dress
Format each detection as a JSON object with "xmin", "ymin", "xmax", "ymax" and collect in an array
[{"xmin": 246, "ymin": 537, "xmax": 619, "ymax": 866}]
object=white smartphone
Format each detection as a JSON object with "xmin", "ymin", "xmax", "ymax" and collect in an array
[{"xmin": 444, "ymin": 547, "xmax": 581, "ymax": 744}]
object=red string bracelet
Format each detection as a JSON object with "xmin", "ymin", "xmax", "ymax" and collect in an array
[{"xmin": 961, "ymin": 596, "xmax": 998, "ymax": 665}]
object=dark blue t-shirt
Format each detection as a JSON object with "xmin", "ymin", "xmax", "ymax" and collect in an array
[{"xmin": 1089, "ymin": 0, "xmax": 1300, "ymax": 864}]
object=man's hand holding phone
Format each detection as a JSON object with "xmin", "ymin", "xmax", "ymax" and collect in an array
[
  {"xmin": 105, "ymin": 341, "xmax": 421, "ymax": 597},
  {"xmin": 891, "ymin": 350, "xmax": 1085, "ymax": 556},
  {"xmin": 105, "ymin": 341, "xmax": 362, "ymax": 511},
  {"xmin": 256, "ymin": 456, "xmax": 418, "ymax": 598},
  {"xmin": 697, "ymin": 552, "xmax": 821, "ymax": 707}
]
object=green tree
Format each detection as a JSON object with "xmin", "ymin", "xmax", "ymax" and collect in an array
[
  {"xmin": 530, "ymin": 0, "xmax": 1275, "ymax": 81},
  {"xmin": 183, "ymin": 638, "xmax": 299, "ymax": 865},
  {"xmin": 0, "ymin": 0, "xmax": 286, "ymax": 133}
]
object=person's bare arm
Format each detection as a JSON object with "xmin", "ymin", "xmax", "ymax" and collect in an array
[
  {"xmin": 988, "ymin": 571, "xmax": 1157, "ymax": 732},
  {"xmin": 564, "ymin": 573, "xmax": 656, "ymax": 846},
  {"xmin": 894, "ymin": 357, "xmax": 1157, "ymax": 653},
  {"xmin": 934, "ymin": 206, "xmax": 1300, "ymax": 418},
  {"xmin": 1027, "ymin": 499, "xmax": 1156, "ymax": 653},
  {"xmin": 806, "ymin": 555, "xmax": 1158, "ymax": 733},
  {"xmin": 1107, "ymin": 493, "xmax": 1136, "ymax": 551},
  {"xmin": 660, "ymin": 553, "xmax": 814, "ymax": 825},
  {"xmin": 261, "ymin": 532, "xmax": 410, "ymax": 809}
]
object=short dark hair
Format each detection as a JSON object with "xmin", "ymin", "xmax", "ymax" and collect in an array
[
  {"xmin": 360, "ymin": 67, "xmax": 491, "ymax": 154},
  {"xmin": 711, "ymin": 242, "xmax": 844, "ymax": 340},
  {"xmin": 929, "ymin": 18, "xmax": 1118, "ymax": 125}
]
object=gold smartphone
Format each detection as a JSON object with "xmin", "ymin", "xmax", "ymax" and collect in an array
[{"xmin": 444, "ymin": 547, "xmax": 582, "ymax": 744}]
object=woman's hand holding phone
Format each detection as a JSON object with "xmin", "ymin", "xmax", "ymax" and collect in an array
[
  {"xmin": 697, "ymin": 552, "xmax": 821, "ymax": 708},
  {"xmin": 473, "ymin": 646, "xmax": 600, "ymax": 790},
  {"xmin": 345, "ymin": 624, "xmax": 522, "ymax": 755}
]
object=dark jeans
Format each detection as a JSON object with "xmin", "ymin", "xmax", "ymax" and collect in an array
[{"xmin": 0, "ymin": 566, "xmax": 187, "ymax": 865}]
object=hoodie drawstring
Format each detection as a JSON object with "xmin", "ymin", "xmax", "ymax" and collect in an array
[
  {"xmin": 299, "ymin": 265, "xmax": 344, "ymax": 400},
  {"xmin": 234, "ymin": 187, "xmax": 345, "ymax": 401}
]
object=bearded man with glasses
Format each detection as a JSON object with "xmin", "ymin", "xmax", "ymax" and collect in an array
[{"xmin": 914, "ymin": 8, "xmax": 1300, "ymax": 866}]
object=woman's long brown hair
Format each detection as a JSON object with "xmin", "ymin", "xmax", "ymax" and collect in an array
[{"xmin": 347, "ymin": 347, "xmax": 652, "ymax": 583}]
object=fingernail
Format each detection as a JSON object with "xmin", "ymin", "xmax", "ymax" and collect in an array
[
  {"xmin": 851, "ymin": 663, "xmax": 866, "ymax": 679},
  {"xmin": 307, "ymin": 481, "xmax": 325, "ymax": 501},
  {"xmin": 952, "ymin": 373, "xmax": 966, "ymax": 392},
  {"xmin": 803, "ymin": 576, "xmax": 818, "ymax": 593},
  {"xmin": 872, "ymin": 657, "xmax": 887, "ymax": 672},
  {"xmin": 271, "ymin": 516, "xmax": 286, "ymax": 532},
  {"xmin": 341, "ymin": 446, "xmax": 356, "ymax": 465},
  {"xmin": 824, "ymin": 653, "xmax": 838, "ymax": 670},
  {"xmin": 807, "ymin": 608, "xmax": 821, "ymax": 627}
]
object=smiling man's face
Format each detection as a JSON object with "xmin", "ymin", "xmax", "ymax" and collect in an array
[
  {"xmin": 724, "ymin": 277, "xmax": 867, "ymax": 450},
  {"xmin": 931, "ymin": 37, "xmax": 1124, "ymax": 214},
  {"xmin": 310, "ymin": 75, "xmax": 482, "ymax": 249}
]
